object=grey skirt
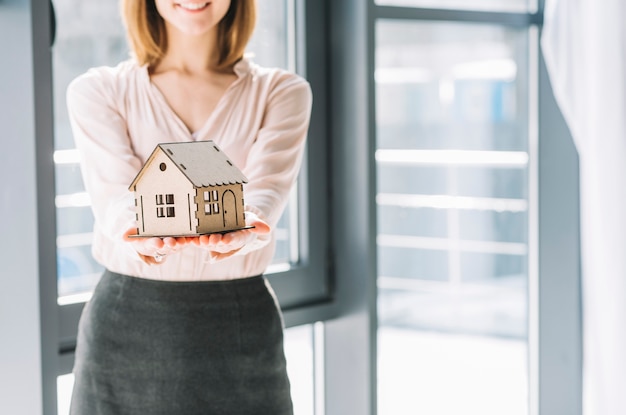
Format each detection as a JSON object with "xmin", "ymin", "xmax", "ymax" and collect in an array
[{"xmin": 70, "ymin": 270, "xmax": 293, "ymax": 415}]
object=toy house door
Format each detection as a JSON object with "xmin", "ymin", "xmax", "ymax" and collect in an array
[{"xmin": 222, "ymin": 190, "xmax": 239, "ymax": 228}]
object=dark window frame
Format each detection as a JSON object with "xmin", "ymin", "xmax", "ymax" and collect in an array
[
  {"xmin": 54, "ymin": 0, "xmax": 336, "ymax": 377},
  {"xmin": 5, "ymin": 0, "xmax": 582, "ymax": 414}
]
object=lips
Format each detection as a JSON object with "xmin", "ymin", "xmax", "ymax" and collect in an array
[{"xmin": 176, "ymin": 2, "xmax": 210, "ymax": 11}]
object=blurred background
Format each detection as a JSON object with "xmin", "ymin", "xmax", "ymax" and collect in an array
[{"xmin": 6, "ymin": 0, "xmax": 619, "ymax": 414}]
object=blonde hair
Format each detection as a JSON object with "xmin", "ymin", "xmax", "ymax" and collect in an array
[{"xmin": 121, "ymin": 0, "xmax": 257, "ymax": 70}]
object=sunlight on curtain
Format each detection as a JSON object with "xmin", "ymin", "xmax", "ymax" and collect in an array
[{"xmin": 542, "ymin": 1, "xmax": 626, "ymax": 413}]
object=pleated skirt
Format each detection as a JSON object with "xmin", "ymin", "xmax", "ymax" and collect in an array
[{"xmin": 70, "ymin": 270, "xmax": 293, "ymax": 415}]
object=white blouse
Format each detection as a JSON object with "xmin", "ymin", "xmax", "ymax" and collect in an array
[{"xmin": 66, "ymin": 57, "xmax": 312, "ymax": 281}]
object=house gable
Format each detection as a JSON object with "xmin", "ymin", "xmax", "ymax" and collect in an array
[{"xmin": 133, "ymin": 149, "xmax": 198, "ymax": 236}]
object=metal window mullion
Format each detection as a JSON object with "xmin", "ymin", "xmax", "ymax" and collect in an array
[
  {"xmin": 374, "ymin": 5, "xmax": 542, "ymax": 27},
  {"xmin": 1, "ymin": 1, "xmax": 58, "ymax": 414},
  {"xmin": 527, "ymin": 26, "xmax": 540, "ymax": 415},
  {"xmin": 324, "ymin": 0, "xmax": 378, "ymax": 414},
  {"xmin": 34, "ymin": 1, "xmax": 59, "ymax": 414}
]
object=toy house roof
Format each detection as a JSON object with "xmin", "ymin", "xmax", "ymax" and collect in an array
[{"xmin": 129, "ymin": 141, "xmax": 248, "ymax": 190}]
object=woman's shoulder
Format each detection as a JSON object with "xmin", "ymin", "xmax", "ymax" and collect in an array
[
  {"xmin": 243, "ymin": 58, "xmax": 312, "ymax": 102},
  {"xmin": 242, "ymin": 56, "xmax": 308, "ymax": 85},
  {"xmin": 67, "ymin": 59, "xmax": 145, "ymax": 100}
]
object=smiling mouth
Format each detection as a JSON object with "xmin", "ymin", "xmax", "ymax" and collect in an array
[{"xmin": 177, "ymin": 2, "xmax": 210, "ymax": 11}]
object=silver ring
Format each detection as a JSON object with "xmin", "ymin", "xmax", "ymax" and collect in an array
[{"xmin": 154, "ymin": 252, "xmax": 166, "ymax": 262}]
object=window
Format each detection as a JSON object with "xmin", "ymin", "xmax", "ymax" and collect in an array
[
  {"xmin": 6, "ymin": 1, "xmax": 582, "ymax": 414},
  {"xmin": 52, "ymin": 0, "xmax": 326, "ymax": 301},
  {"xmin": 52, "ymin": 1, "xmax": 128, "ymax": 299},
  {"xmin": 375, "ymin": 0, "xmax": 534, "ymax": 12},
  {"xmin": 156, "ymin": 194, "xmax": 175, "ymax": 218},
  {"xmin": 203, "ymin": 189, "xmax": 221, "ymax": 215},
  {"xmin": 317, "ymin": 3, "xmax": 580, "ymax": 411},
  {"xmin": 52, "ymin": 0, "xmax": 331, "ymax": 381},
  {"xmin": 374, "ymin": 9, "xmax": 533, "ymax": 415}
]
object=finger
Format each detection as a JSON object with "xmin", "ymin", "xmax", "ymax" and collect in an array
[
  {"xmin": 211, "ymin": 235, "xmax": 248, "ymax": 253},
  {"xmin": 163, "ymin": 237, "xmax": 178, "ymax": 248},
  {"xmin": 144, "ymin": 237, "xmax": 165, "ymax": 250},
  {"xmin": 138, "ymin": 253, "xmax": 161, "ymax": 265},
  {"xmin": 249, "ymin": 219, "xmax": 271, "ymax": 234},
  {"xmin": 209, "ymin": 251, "xmax": 219, "ymax": 262},
  {"xmin": 211, "ymin": 247, "xmax": 243, "ymax": 261},
  {"xmin": 220, "ymin": 230, "xmax": 244, "ymax": 245},
  {"xmin": 208, "ymin": 233, "xmax": 223, "ymax": 245},
  {"xmin": 199, "ymin": 235, "xmax": 211, "ymax": 245},
  {"xmin": 123, "ymin": 228, "xmax": 138, "ymax": 240},
  {"xmin": 175, "ymin": 236, "xmax": 189, "ymax": 245}
]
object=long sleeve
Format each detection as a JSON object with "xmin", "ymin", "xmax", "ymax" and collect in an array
[
  {"xmin": 66, "ymin": 69, "xmax": 143, "ymax": 262},
  {"xmin": 243, "ymin": 75, "xmax": 313, "ymax": 227},
  {"xmin": 542, "ymin": 1, "xmax": 626, "ymax": 414},
  {"xmin": 231, "ymin": 74, "xmax": 312, "ymax": 256},
  {"xmin": 65, "ymin": 58, "xmax": 312, "ymax": 280}
]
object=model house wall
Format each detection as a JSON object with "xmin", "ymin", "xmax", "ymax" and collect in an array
[{"xmin": 195, "ymin": 183, "xmax": 245, "ymax": 234}]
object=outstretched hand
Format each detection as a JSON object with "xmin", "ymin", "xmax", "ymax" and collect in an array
[
  {"xmin": 192, "ymin": 211, "xmax": 271, "ymax": 262},
  {"xmin": 123, "ymin": 228, "xmax": 190, "ymax": 265},
  {"xmin": 122, "ymin": 211, "xmax": 270, "ymax": 264}
]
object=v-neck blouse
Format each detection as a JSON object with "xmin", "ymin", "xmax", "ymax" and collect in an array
[{"xmin": 66, "ymin": 57, "xmax": 312, "ymax": 281}]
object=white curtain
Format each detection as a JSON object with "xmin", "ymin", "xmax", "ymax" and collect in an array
[{"xmin": 541, "ymin": 1, "xmax": 626, "ymax": 414}]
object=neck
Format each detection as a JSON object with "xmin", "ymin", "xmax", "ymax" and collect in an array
[{"xmin": 156, "ymin": 24, "xmax": 227, "ymax": 74}]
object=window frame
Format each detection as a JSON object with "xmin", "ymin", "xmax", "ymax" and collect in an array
[
  {"xmin": 3, "ymin": 0, "xmax": 582, "ymax": 414},
  {"xmin": 49, "ymin": 0, "xmax": 336, "ymax": 375},
  {"xmin": 0, "ymin": 1, "xmax": 58, "ymax": 413},
  {"xmin": 322, "ymin": 1, "xmax": 582, "ymax": 415}
]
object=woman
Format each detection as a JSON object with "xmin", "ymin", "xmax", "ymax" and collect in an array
[{"xmin": 66, "ymin": 1, "xmax": 312, "ymax": 414}]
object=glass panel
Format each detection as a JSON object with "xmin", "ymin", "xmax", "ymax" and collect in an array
[
  {"xmin": 376, "ymin": 20, "xmax": 529, "ymax": 415},
  {"xmin": 284, "ymin": 324, "xmax": 316, "ymax": 415},
  {"xmin": 58, "ymin": 324, "xmax": 316, "ymax": 415},
  {"xmin": 53, "ymin": 0, "xmax": 297, "ymax": 299},
  {"xmin": 375, "ymin": 0, "xmax": 532, "ymax": 13},
  {"xmin": 52, "ymin": 0, "xmax": 127, "ymax": 298}
]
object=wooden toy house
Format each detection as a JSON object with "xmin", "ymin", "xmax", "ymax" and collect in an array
[{"xmin": 128, "ymin": 141, "xmax": 248, "ymax": 237}]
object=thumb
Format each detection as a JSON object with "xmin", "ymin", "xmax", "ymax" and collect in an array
[
  {"xmin": 245, "ymin": 211, "xmax": 271, "ymax": 234},
  {"xmin": 248, "ymin": 218, "xmax": 270, "ymax": 234},
  {"xmin": 123, "ymin": 227, "xmax": 138, "ymax": 240}
]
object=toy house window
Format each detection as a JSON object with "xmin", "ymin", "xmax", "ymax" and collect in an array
[
  {"xmin": 203, "ymin": 190, "xmax": 219, "ymax": 202},
  {"xmin": 156, "ymin": 194, "xmax": 175, "ymax": 218},
  {"xmin": 204, "ymin": 202, "xmax": 220, "ymax": 215},
  {"xmin": 203, "ymin": 190, "xmax": 221, "ymax": 215}
]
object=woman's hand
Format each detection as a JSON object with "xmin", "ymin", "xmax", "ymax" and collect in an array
[
  {"xmin": 123, "ymin": 228, "xmax": 190, "ymax": 265},
  {"xmin": 192, "ymin": 211, "xmax": 271, "ymax": 262}
]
